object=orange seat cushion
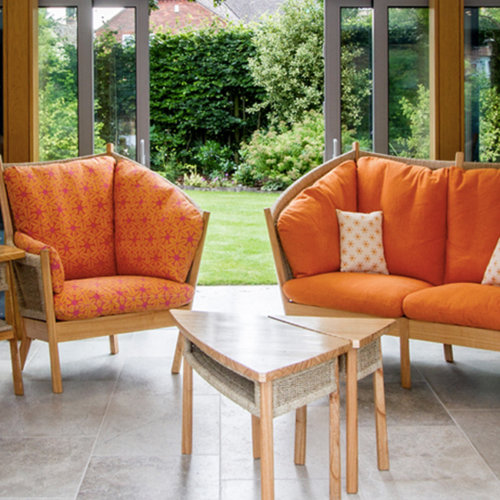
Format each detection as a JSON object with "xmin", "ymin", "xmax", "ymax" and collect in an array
[
  {"xmin": 282, "ymin": 272, "xmax": 432, "ymax": 318},
  {"xmin": 277, "ymin": 160, "xmax": 357, "ymax": 278},
  {"xmin": 14, "ymin": 231, "xmax": 65, "ymax": 293},
  {"xmin": 403, "ymin": 283, "xmax": 500, "ymax": 331},
  {"xmin": 445, "ymin": 168, "xmax": 500, "ymax": 283},
  {"xmin": 357, "ymin": 157, "xmax": 449, "ymax": 285},
  {"xmin": 53, "ymin": 275, "xmax": 195, "ymax": 321},
  {"xmin": 4, "ymin": 156, "xmax": 116, "ymax": 280},
  {"xmin": 114, "ymin": 159, "xmax": 204, "ymax": 283}
]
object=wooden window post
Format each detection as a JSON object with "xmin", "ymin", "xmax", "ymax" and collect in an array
[
  {"xmin": 3, "ymin": 0, "xmax": 38, "ymax": 162},
  {"xmin": 429, "ymin": 0, "xmax": 465, "ymax": 160}
]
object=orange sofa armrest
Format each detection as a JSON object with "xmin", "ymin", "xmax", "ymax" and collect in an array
[{"xmin": 14, "ymin": 231, "xmax": 65, "ymax": 293}]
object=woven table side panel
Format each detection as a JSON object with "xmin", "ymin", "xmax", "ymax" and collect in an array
[
  {"xmin": 185, "ymin": 343, "xmax": 258, "ymax": 415},
  {"xmin": 0, "ymin": 264, "xmax": 8, "ymax": 292},
  {"xmin": 14, "ymin": 254, "xmax": 46, "ymax": 321},
  {"xmin": 339, "ymin": 338, "xmax": 382, "ymax": 381},
  {"xmin": 271, "ymin": 359, "xmax": 338, "ymax": 418}
]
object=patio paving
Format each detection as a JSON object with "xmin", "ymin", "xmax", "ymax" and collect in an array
[{"xmin": 1, "ymin": 285, "xmax": 499, "ymax": 499}]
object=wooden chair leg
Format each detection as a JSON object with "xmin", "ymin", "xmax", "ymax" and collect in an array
[
  {"xmin": 399, "ymin": 319, "xmax": 411, "ymax": 389},
  {"xmin": 8, "ymin": 338, "xmax": 24, "ymax": 396},
  {"xmin": 252, "ymin": 414, "xmax": 261, "ymax": 459},
  {"xmin": 373, "ymin": 367, "xmax": 389, "ymax": 470},
  {"xmin": 443, "ymin": 344, "xmax": 454, "ymax": 363},
  {"xmin": 48, "ymin": 339, "xmax": 63, "ymax": 394},
  {"xmin": 109, "ymin": 335, "xmax": 119, "ymax": 355},
  {"xmin": 294, "ymin": 405, "xmax": 307, "ymax": 465},
  {"xmin": 171, "ymin": 331, "xmax": 184, "ymax": 374},
  {"xmin": 20, "ymin": 336, "xmax": 32, "ymax": 369}
]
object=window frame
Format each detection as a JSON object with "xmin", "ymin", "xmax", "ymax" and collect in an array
[
  {"xmin": 37, "ymin": 0, "xmax": 150, "ymax": 163},
  {"xmin": 325, "ymin": 0, "xmax": 429, "ymax": 158}
]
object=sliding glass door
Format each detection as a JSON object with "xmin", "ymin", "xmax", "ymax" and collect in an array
[
  {"xmin": 38, "ymin": 0, "xmax": 149, "ymax": 163},
  {"xmin": 325, "ymin": 0, "xmax": 430, "ymax": 158},
  {"xmin": 464, "ymin": 2, "xmax": 500, "ymax": 161}
]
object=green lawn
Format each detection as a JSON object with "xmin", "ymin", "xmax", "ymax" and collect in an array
[{"xmin": 187, "ymin": 190, "xmax": 280, "ymax": 285}]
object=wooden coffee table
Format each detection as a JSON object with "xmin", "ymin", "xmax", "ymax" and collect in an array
[
  {"xmin": 270, "ymin": 315, "xmax": 396, "ymax": 494},
  {"xmin": 172, "ymin": 310, "xmax": 351, "ymax": 500}
]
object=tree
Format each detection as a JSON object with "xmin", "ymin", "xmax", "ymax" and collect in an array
[
  {"xmin": 248, "ymin": 0, "xmax": 324, "ymax": 127},
  {"xmin": 38, "ymin": 9, "xmax": 79, "ymax": 160}
]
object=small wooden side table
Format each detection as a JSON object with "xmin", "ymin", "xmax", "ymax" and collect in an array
[
  {"xmin": 172, "ymin": 310, "xmax": 351, "ymax": 500},
  {"xmin": 0, "ymin": 244, "xmax": 26, "ymax": 395},
  {"xmin": 271, "ymin": 315, "xmax": 396, "ymax": 494}
]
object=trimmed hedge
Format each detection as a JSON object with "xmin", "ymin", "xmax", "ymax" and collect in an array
[{"xmin": 150, "ymin": 24, "xmax": 267, "ymax": 172}]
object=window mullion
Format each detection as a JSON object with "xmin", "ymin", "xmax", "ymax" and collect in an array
[
  {"xmin": 373, "ymin": 0, "xmax": 389, "ymax": 154},
  {"xmin": 77, "ymin": 1, "xmax": 94, "ymax": 156}
]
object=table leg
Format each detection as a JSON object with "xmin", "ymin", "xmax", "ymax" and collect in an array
[
  {"xmin": 260, "ymin": 381, "xmax": 274, "ymax": 500},
  {"xmin": 182, "ymin": 355, "xmax": 193, "ymax": 455},
  {"xmin": 346, "ymin": 348, "xmax": 358, "ymax": 494},
  {"xmin": 252, "ymin": 414, "xmax": 261, "ymax": 459},
  {"xmin": 329, "ymin": 362, "xmax": 341, "ymax": 500},
  {"xmin": 373, "ymin": 365, "xmax": 389, "ymax": 470},
  {"xmin": 294, "ymin": 405, "xmax": 307, "ymax": 465}
]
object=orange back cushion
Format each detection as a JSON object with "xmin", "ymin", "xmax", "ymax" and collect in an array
[
  {"xmin": 277, "ymin": 160, "xmax": 357, "ymax": 278},
  {"xmin": 357, "ymin": 156, "xmax": 448, "ymax": 285},
  {"xmin": 114, "ymin": 159, "xmax": 204, "ymax": 283},
  {"xmin": 4, "ymin": 156, "xmax": 116, "ymax": 280},
  {"xmin": 445, "ymin": 167, "xmax": 500, "ymax": 283}
]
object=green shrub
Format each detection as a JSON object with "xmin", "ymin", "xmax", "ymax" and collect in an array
[
  {"xmin": 193, "ymin": 140, "xmax": 237, "ymax": 180},
  {"xmin": 235, "ymin": 111, "xmax": 324, "ymax": 191}
]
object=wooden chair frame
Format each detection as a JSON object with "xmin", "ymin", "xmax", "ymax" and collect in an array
[
  {"xmin": 0, "ymin": 146, "xmax": 209, "ymax": 393},
  {"xmin": 264, "ymin": 143, "xmax": 500, "ymax": 389}
]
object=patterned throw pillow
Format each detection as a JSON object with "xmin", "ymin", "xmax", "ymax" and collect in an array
[
  {"xmin": 336, "ymin": 209, "xmax": 389, "ymax": 274},
  {"xmin": 482, "ymin": 238, "xmax": 500, "ymax": 286}
]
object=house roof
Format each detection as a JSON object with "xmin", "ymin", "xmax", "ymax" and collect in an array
[{"xmin": 96, "ymin": 0, "xmax": 225, "ymax": 39}]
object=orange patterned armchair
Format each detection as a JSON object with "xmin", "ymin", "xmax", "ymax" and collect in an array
[{"xmin": 0, "ymin": 145, "xmax": 209, "ymax": 393}]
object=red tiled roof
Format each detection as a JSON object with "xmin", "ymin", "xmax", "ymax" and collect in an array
[{"xmin": 96, "ymin": 0, "xmax": 225, "ymax": 39}]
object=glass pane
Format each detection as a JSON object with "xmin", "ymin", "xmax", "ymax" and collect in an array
[
  {"xmin": 341, "ymin": 8, "xmax": 373, "ymax": 153},
  {"xmin": 38, "ymin": 7, "xmax": 78, "ymax": 161},
  {"xmin": 388, "ymin": 8, "xmax": 429, "ymax": 158},
  {"xmin": 0, "ymin": 7, "xmax": 3, "ymax": 160},
  {"xmin": 464, "ymin": 7, "xmax": 500, "ymax": 161},
  {"xmin": 94, "ymin": 7, "xmax": 137, "ymax": 159}
]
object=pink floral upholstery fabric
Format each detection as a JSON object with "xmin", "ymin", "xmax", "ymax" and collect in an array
[
  {"xmin": 114, "ymin": 159, "xmax": 204, "ymax": 283},
  {"xmin": 14, "ymin": 231, "xmax": 65, "ymax": 293},
  {"xmin": 4, "ymin": 156, "xmax": 117, "ymax": 281},
  {"xmin": 53, "ymin": 275, "xmax": 195, "ymax": 320}
]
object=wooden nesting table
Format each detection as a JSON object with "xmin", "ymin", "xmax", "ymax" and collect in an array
[
  {"xmin": 270, "ymin": 315, "xmax": 396, "ymax": 494},
  {"xmin": 172, "ymin": 310, "xmax": 395, "ymax": 499}
]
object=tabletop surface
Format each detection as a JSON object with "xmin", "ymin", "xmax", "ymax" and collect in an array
[
  {"xmin": 172, "ymin": 310, "xmax": 351, "ymax": 383},
  {"xmin": 268, "ymin": 315, "xmax": 396, "ymax": 348},
  {"xmin": 0, "ymin": 245, "xmax": 25, "ymax": 263}
]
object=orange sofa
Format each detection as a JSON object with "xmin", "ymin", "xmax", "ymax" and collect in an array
[
  {"xmin": 265, "ymin": 144, "xmax": 500, "ymax": 388},
  {"xmin": 0, "ymin": 146, "xmax": 209, "ymax": 392}
]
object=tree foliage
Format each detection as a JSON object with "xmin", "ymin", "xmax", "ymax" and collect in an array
[
  {"xmin": 38, "ymin": 10, "xmax": 79, "ymax": 160},
  {"xmin": 248, "ymin": 0, "xmax": 324, "ymax": 127}
]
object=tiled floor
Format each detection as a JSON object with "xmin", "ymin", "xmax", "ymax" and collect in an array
[{"xmin": 1, "ymin": 285, "xmax": 500, "ymax": 499}]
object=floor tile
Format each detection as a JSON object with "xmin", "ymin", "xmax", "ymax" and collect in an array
[
  {"xmin": 78, "ymin": 455, "xmax": 219, "ymax": 499},
  {"xmin": 0, "ymin": 437, "xmax": 94, "ymax": 498},
  {"xmin": 450, "ymin": 409, "xmax": 500, "ymax": 478}
]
